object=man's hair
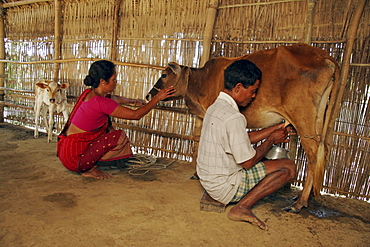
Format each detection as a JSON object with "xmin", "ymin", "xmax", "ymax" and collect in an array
[{"xmin": 224, "ymin": 59, "xmax": 262, "ymax": 90}]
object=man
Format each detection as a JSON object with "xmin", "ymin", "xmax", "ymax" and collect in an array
[{"xmin": 196, "ymin": 59, "xmax": 296, "ymax": 230}]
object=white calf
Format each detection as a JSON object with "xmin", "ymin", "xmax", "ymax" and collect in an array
[{"xmin": 34, "ymin": 80, "xmax": 70, "ymax": 142}]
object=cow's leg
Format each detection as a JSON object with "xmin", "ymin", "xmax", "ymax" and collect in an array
[
  {"xmin": 41, "ymin": 106, "xmax": 49, "ymax": 130},
  {"xmin": 47, "ymin": 104, "xmax": 55, "ymax": 143},
  {"xmin": 285, "ymin": 136, "xmax": 320, "ymax": 213},
  {"xmin": 62, "ymin": 109, "xmax": 69, "ymax": 126},
  {"xmin": 34, "ymin": 103, "xmax": 42, "ymax": 138}
]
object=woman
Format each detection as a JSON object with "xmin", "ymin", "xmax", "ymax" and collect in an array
[{"xmin": 57, "ymin": 60, "xmax": 175, "ymax": 179}]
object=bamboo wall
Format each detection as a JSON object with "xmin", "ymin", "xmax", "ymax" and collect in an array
[{"xmin": 0, "ymin": 0, "xmax": 368, "ymax": 201}]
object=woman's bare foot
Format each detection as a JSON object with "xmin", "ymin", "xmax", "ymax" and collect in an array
[
  {"xmin": 81, "ymin": 166, "xmax": 112, "ymax": 179},
  {"xmin": 228, "ymin": 206, "xmax": 268, "ymax": 230}
]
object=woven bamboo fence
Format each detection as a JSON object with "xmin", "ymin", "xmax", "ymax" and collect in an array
[{"xmin": 0, "ymin": 0, "xmax": 368, "ymax": 201}]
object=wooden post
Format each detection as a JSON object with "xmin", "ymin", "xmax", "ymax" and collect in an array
[
  {"xmin": 110, "ymin": 0, "xmax": 121, "ymax": 61},
  {"xmin": 286, "ymin": 0, "xmax": 318, "ymax": 161},
  {"xmin": 304, "ymin": 0, "xmax": 317, "ymax": 45},
  {"xmin": 0, "ymin": 6, "xmax": 5, "ymax": 122},
  {"xmin": 325, "ymin": 0, "xmax": 367, "ymax": 148},
  {"xmin": 200, "ymin": 0, "xmax": 219, "ymax": 67},
  {"xmin": 192, "ymin": 0, "xmax": 218, "ymax": 164},
  {"xmin": 53, "ymin": 0, "xmax": 61, "ymax": 82},
  {"xmin": 286, "ymin": 0, "xmax": 317, "ymax": 162}
]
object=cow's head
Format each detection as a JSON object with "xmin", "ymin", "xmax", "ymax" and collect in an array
[
  {"xmin": 35, "ymin": 80, "xmax": 70, "ymax": 105},
  {"xmin": 146, "ymin": 62, "xmax": 189, "ymax": 101}
]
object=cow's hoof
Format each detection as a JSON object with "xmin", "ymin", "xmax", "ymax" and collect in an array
[
  {"xmin": 283, "ymin": 205, "xmax": 301, "ymax": 213},
  {"xmin": 190, "ymin": 172, "xmax": 199, "ymax": 180},
  {"xmin": 284, "ymin": 200, "xmax": 308, "ymax": 213}
]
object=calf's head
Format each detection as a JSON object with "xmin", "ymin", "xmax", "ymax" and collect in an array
[
  {"xmin": 36, "ymin": 80, "xmax": 69, "ymax": 105},
  {"xmin": 146, "ymin": 62, "xmax": 188, "ymax": 101}
]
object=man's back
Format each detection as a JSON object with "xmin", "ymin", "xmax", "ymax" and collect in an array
[{"xmin": 196, "ymin": 92, "xmax": 255, "ymax": 204}]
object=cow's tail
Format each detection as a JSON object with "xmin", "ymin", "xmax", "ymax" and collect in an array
[{"xmin": 313, "ymin": 57, "xmax": 340, "ymax": 197}]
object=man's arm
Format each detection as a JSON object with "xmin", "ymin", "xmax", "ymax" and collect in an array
[
  {"xmin": 241, "ymin": 126, "xmax": 290, "ymax": 169},
  {"xmin": 248, "ymin": 122, "xmax": 286, "ymax": 144}
]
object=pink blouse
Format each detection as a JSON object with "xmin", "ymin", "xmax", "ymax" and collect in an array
[{"xmin": 71, "ymin": 95, "xmax": 118, "ymax": 131}]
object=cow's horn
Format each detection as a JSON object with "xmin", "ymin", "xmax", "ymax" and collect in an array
[{"xmin": 168, "ymin": 62, "xmax": 182, "ymax": 75}]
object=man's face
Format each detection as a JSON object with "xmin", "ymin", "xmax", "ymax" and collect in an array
[{"xmin": 233, "ymin": 80, "xmax": 260, "ymax": 107}]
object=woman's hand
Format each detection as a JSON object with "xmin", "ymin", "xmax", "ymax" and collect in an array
[{"xmin": 155, "ymin": 86, "xmax": 176, "ymax": 101}]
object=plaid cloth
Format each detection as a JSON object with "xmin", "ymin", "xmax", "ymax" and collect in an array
[{"xmin": 230, "ymin": 162, "xmax": 266, "ymax": 203}]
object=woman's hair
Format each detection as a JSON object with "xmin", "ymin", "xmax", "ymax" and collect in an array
[
  {"xmin": 224, "ymin": 59, "xmax": 262, "ymax": 90},
  {"xmin": 84, "ymin": 60, "xmax": 116, "ymax": 88}
]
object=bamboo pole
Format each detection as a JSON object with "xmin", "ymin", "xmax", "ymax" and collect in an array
[
  {"xmin": 0, "ymin": 6, "xmax": 5, "ymax": 122},
  {"xmin": 218, "ymin": 0, "xmax": 303, "ymax": 9},
  {"xmin": 113, "ymin": 122, "xmax": 199, "ymax": 142},
  {"xmin": 0, "ymin": 58, "xmax": 165, "ymax": 70},
  {"xmin": 0, "ymin": 87, "xmax": 34, "ymax": 94},
  {"xmin": 304, "ymin": 0, "xmax": 316, "ymax": 44},
  {"xmin": 2, "ymin": 0, "xmax": 52, "ymax": 8},
  {"xmin": 193, "ymin": 0, "xmax": 219, "ymax": 164},
  {"xmin": 325, "ymin": 0, "xmax": 367, "ymax": 150},
  {"xmin": 53, "ymin": 0, "xmax": 61, "ymax": 82},
  {"xmin": 287, "ymin": 0, "xmax": 317, "ymax": 162},
  {"xmin": 110, "ymin": 0, "xmax": 121, "ymax": 61},
  {"xmin": 200, "ymin": 0, "xmax": 219, "ymax": 67}
]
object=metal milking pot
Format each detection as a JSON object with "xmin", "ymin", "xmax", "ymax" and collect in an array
[{"xmin": 264, "ymin": 145, "xmax": 290, "ymax": 160}]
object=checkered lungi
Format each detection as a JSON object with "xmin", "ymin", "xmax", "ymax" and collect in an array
[{"xmin": 230, "ymin": 162, "xmax": 266, "ymax": 203}]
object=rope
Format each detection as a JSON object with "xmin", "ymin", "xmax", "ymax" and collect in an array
[{"xmin": 125, "ymin": 153, "xmax": 176, "ymax": 176}]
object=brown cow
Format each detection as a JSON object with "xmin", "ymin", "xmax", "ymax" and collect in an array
[{"xmin": 146, "ymin": 44, "xmax": 340, "ymax": 212}]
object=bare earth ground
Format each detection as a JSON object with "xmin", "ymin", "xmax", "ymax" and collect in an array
[{"xmin": 0, "ymin": 123, "xmax": 369, "ymax": 247}]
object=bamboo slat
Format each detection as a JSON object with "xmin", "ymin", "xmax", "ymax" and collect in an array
[
  {"xmin": 0, "ymin": 7, "xmax": 5, "ymax": 122},
  {"xmin": 2, "ymin": 0, "xmax": 52, "ymax": 8},
  {"xmin": 53, "ymin": 0, "xmax": 61, "ymax": 81},
  {"xmin": 326, "ymin": 0, "xmax": 367, "ymax": 152}
]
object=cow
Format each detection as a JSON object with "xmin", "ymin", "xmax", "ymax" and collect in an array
[
  {"xmin": 146, "ymin": 44, "xmax": 340, "ymax": 213},
  {"xmin": 34, "ymin": 80, "xmax": 70, "ymax": 143}
]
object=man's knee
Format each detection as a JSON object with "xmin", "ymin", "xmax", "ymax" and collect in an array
[
  {"xmin": 283, "ymin": 159, "xmax": 296, "ymax": 181},
  {"xmin": 264, "ymin": 158, "xmax": 296, "ymax": 178}
]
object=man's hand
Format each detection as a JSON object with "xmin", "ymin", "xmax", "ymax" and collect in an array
[{"xmin": 268, "ymin": 125, "xmax": 290, "ymax": 144}]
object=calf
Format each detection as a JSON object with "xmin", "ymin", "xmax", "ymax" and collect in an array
[{"xmin": 34, "ymin": 80, "xmax": 69, "ymax": 142}]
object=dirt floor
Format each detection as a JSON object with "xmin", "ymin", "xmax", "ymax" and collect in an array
[{"xmin": 0, "ymin": 122, "xmax": 369, "ymax": 247}]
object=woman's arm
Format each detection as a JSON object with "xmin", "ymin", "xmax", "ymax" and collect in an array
[
  {"xmin": 110, "ymin": 95, "xmax": 146, "ymax": 106},
  {"xmin": 110, "ymin": 86, "xmax": 175, "ymax": 120}
]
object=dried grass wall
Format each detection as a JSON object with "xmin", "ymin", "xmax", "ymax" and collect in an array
[{"xmin": 0, "ymin": 0, "xmax": 368, "ymax": 201}]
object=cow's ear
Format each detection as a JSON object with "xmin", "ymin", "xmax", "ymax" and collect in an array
[
  {"xmin": 36, "ymin": 82, "xmax": 47, "ymax": 89},
  {"xmin": 60, "ymin": 83, "xmax": 70, "ymax": 89},
  {"xmin": 168, "ymin": 62, "xmax": 181, "ymax": 75}
]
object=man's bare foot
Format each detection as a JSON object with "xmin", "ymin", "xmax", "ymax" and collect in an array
[
  {"xmin": 228, "ymin": 206, "xmax": 268, "ymax": 230},
  {"xmin": 81, "ymin": 166, "xmax": 112, "ymax": 179}
]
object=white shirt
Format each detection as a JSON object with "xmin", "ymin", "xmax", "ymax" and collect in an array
[{"xmin": 196, "ymin": 92, "xmax": 256, "ymax": 204}]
